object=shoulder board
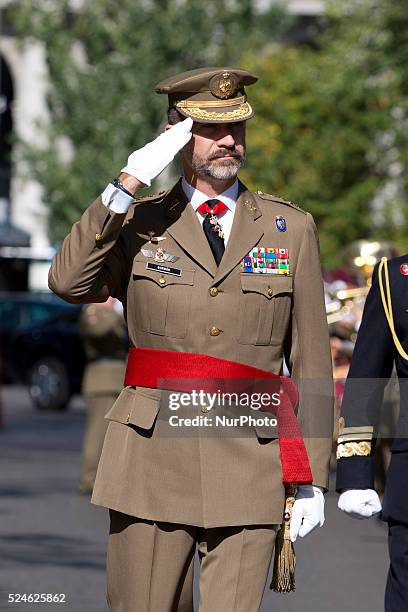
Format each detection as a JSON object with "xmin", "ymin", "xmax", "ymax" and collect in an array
[
  {"xmin": 123, "ymin": 190, "xmax": 169, "ymax": 224},
  {"xmin": 255, "ymin": 190, "xmax": 306, "ymax": 214},
  {"xmin": 135, "ymin": 190, "xmax": 168, "ymax": 204}
]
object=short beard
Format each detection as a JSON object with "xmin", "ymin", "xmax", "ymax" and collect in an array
[{"xmin": 191, "ymin": 149, "xmax": 246, "ymax": 181}]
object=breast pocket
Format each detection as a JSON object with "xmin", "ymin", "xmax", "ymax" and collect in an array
[
  {"xmin": 130, "ymin": 258, "xmax": 195, "ymax": 338},
  {"xmin": 237, "ymin": 275, "xmax": 293, "ymax": 346}
]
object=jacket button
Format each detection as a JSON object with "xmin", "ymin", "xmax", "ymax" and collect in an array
[
  {"xmin": 126, "ymin": 412, "xmax": 131, "ymax": 423},
  {"xmin": 158, "ymin": 276, "xmax": 166, "ymax": 285},
  {"xmin": 209, "ymin": 326, "xmax": 221, "ymax": 336},
  {"xmin": 209, "ymin": 287, "xmax": 218, "ymax": 297},
  {"xmin": 267, "ymin": 287, "xmax": 273, "ymax": 297},
  {"xmin": 95, "ymin": 233, "xmax": 103, "ymax": 242},
  {"xmin": 201, "ymin": 405, "xmax": 211, "ymax": 413}
]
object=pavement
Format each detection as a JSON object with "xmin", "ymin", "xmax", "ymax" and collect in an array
[{"xmin": 0, "ymin": 386, "xmax": 389, "ymax": 612}]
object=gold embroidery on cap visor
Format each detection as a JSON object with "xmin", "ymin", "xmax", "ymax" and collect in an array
[
  {"xmin": 176, "ymin": 95, "xmax": 247, "ymax": 109},
  {"xmin": 175, "ymin": 101, "xmax": 253, "ymax": 123}
]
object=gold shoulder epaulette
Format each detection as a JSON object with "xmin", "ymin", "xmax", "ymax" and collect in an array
[{"xmin": 254, "ymin": 190, "xmax": 306, "ymax": 214}]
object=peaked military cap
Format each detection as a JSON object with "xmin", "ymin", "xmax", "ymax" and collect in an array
[{"xmin": 155, "ymin": 67, "xmax": 258, "ymax": 124}]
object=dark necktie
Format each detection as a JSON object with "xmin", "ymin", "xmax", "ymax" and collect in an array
[{"xmin": 197, "ymin": 199, "xmax": 228, "ymax": 266}]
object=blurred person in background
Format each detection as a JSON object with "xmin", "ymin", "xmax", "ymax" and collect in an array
[{"xmin": 79, "ymin": 298, "xmax": 126, "ymax": 494}]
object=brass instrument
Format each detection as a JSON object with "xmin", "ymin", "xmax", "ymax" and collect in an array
[
  {"xmin": 326, "ymin": 241, "xmax": 401, "ymax": 326},
  {"xmin": 326, "ymin": 286, "xmax": 369, "ymax": 325},
  {"xmin": 341, "ymin": 240, "xmax": 400, "ymax": 285}
]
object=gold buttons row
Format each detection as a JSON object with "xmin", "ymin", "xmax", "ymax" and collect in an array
[{"xmin": 209, "ymin": 287, "xmax": 221, "ymax": 336}]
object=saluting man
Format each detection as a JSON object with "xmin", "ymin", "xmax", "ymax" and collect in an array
[
  {"xmin": 337, "ymin": 256, "xmax": 408, "ymax": 612},
  {"xmin": 49, "ymin": 67, "xmax": 333, "ymax": 612}
]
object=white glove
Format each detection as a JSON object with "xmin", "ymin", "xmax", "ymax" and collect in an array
[
  {"xmin": 290, "ymin": 485, "xmax": 325, "ymax": 542},
  {"xmin": 121, "ymin": 117, "xmax": 193, "ymax": 186},
  {"xmin": 338, "ymin": 489, "xmax": 382, "ymax": 519}
]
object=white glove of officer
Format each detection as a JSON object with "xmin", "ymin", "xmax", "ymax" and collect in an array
[
  {"xmin": 121, "ymin": 117, "xmax": 193, "ymax": 186},
  {"xmin": 338, "ymin": 488, "xmax": 382, "ymax": 519},
  {"xmin": 290, "ymin": 485, "xmax": 325, "ymax": 542}
]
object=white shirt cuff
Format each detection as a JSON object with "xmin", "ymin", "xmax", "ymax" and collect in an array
[{"xmin": 101, "ymin": 183, "xmax": 135, "ymax": 213}]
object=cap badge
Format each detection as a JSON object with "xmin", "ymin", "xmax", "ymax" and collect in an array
[{"xmin": 210, "ymin": 71, "xmax": 239, "ymax": 99}]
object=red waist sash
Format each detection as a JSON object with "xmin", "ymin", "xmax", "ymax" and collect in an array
[{"xmin": 125, "ymin": 347, "xmax": 312, "ymax": 485}]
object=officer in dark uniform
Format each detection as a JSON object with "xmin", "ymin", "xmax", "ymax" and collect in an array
[{"xmin": 336, "ymin": 254, "xmax": 408, "ymax": 612}]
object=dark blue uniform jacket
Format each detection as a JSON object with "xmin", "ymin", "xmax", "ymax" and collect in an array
[{"xmin": 336, "ymin": 255, "xmax": 408, "ymax": 524}]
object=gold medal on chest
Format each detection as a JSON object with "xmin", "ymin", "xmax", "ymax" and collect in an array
[{"xmin": 209, "ymin": 214, "xmax": 224, "ymax": 238}]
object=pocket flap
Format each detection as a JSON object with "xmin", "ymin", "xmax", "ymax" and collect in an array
[
  {"xmin": 104, "ymin": 386, "xmax": 160, "ymax": 429},
  {"xmin": 240, "ymin": 274, "xmax": 293, "ymax": 299},
  {"xmin": 132, "ymin": 258, "xmax": 195, "ymax": 287},
  {"xmin": 253, "ymin": 408, "xmax": 279, "ymax": 439},
  {"xmin": 254, "ymin": 424, "xmax": 279, "ymax": 439}
]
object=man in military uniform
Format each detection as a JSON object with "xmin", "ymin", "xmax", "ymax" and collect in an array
[
  {"xmin": 337, "ymin": 256, "xmax": 408, "ymax": 611},
  {"xmin": 79, "ymin": 298, "xmax": 126, "ymax": 494},
  {"xmin": 49, "ymin": 67, "xmax": 333, "ymax": 611}
]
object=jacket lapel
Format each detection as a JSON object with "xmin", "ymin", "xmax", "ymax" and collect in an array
[
  {"xmin": 163, "ymin": 180, "xmax": 217, "ymax": 277},
  {"xmin": 213, "ymin": 183, "xmax": 264, "ymax": 286}
]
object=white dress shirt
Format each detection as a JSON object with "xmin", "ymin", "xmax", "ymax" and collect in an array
[
  {"xmin": 101, "ymin": 182, "xmax": 136, "ymax": 213},
  {"xmin": 181, "ymin": 177, "xmax": 237, "ymax": 245},
  {"xmin": 101, "ymin": 177, "xmax": 238, "ymax": 245}
]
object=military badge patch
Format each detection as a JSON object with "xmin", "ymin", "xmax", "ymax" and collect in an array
[
  {"xmin": 241, "ymin": 248, "xmax": 290, "ymax": 275},
  {"xmin": 275, "ymin": 216, "xmax": 286, "ymax": 232},
  {"xmin": 141, "ymin": 248, "xmax": 179, "ymax": 263}
]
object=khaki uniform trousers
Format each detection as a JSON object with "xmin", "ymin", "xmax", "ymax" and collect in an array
[{"xmin": 107, "ymin": 510, "xmax": 278, "ymax": 612}]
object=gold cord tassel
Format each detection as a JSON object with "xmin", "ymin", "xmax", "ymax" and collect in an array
[
  {"xmin": 270, "ymin": 484, "xmax": 297, "ymax": 593},
  {"xmin": 379, "ymin": 257, "xmax": 408, "ymax": 361}
]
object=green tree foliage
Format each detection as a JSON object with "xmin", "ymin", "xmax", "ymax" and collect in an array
[
  {"xmin": 241, "ymin": 0, "xmax": 408, "ymax": 266},
  {"xmin": 9, "ymin": 0, "xmax": 289, "ymax": 242}
]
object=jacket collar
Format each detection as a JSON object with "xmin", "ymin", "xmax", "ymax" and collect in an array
[{"xmin": 163, "ymin": 179, "xmax": 263, "ymax": 280}]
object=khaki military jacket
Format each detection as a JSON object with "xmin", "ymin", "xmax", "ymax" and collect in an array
[{"xmin": 49, "ymin": 179, "xmax": 333, "ymax": 527}]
